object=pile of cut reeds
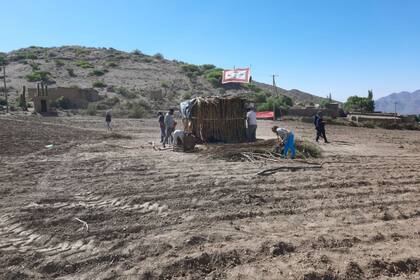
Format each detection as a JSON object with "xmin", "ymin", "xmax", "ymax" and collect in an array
[{"xmin": 203, "ymin": 139, "xmax": 321, "ymax": 161}]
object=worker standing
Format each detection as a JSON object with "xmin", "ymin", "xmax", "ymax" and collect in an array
[
  {"xmin": 246, "ymin": 107, "xmax": 257, "ymax": 142},
  {"xmin": 105, "ymin": 109, "xmax": 112, "ymax": 131},
  {"xmin": 163, "ymin": 109, "xmax": 175, "ymax": 147},
  {"xmin": 272, "ymin": 126, "xmax": 296, "ymax": 159},
  {"xmin": 315, "ymin": 112, "xmax": 329, "ymax": 143},
  {"xmin": 158, "ymin": 112, "xmax": 165, "ymax": 143}
]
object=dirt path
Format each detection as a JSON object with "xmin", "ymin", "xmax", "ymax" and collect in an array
[{"xmin": 1, "ymin": 116, "xmax": 419, "ymax": 279}]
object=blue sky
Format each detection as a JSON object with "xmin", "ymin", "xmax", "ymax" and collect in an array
[{"xmin": 1, "ymin": 0, "xmax": 419, "ymax": 101}]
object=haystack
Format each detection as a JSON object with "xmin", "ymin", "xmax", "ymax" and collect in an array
[{"xmin": 180, "ymin": 97, "xmax": 247, "ymax": 143}]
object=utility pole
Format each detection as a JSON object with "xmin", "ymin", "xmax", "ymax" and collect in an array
[
  {"xmin": 394, "ymin": 102, "xmax": 397, "ymax": 123},
  {"xmin": 272, "ymin": 74, "xmax": 278, "ymax": 121},
  {"xmin": 2, "ymin": 66, "xmax": 8, "ymax": 113}
]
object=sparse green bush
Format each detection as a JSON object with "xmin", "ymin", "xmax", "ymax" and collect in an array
[
  {"xmin": 242, "ymin": 83, "xmax": 262, "ymax": 93},
  {"xmin": 50, "ymin": 96, "xmax": 71, "ymax": 109},
  {"xmin": 86, "ymin": 103, "xmax": 97, "ymax": 116},
  {"xmin": 29, "ymin": 61, "xmax": 40, "ymax": 71},
  {"xmin": 0, "ymin": 55, "xmax": 7, "ymax": 66},
  {"xmin": 182, "ymin": 91, "xmax": 192, "ymax": 100},
  {"xmin": 201, "ymin": 64, "xmax": 216, "ymax": 71},
  {"xmin": 92, "ymin": 81, "xmax": 107, "ymax": 88},
  {"xmin": 131, "ymin": 49, "xmax": 143, "ymax": 56},
  {"xmin": 127, "ymin": 102, "xmax": 147, "ymax": 118},
  {"xmin": 54, "ymin": 60, "xmax": 65, "ymax": 67},
  {"xmin": 115, "ymin": 87, "xmax": 137, "ymax": 98},
  {"xmin": 140, "ymin": 57, "xmax": 153, "ymax": 63},
  {"xmin": 89, "ymin": 69, "xmax": 105, "ymax": 76},
  {"xmin": 250, "ymin": 92, "xmax": 268, "ymax": 103},
  {"xmin": 75, "ymin": 60, "xmax": 93, "ymax": 69},
  {"xmin": 153, "ymin": 53, "xmax": 164, "ymax": 60},
  {"xmin": 25, "ymin": 71, "xmax": 50, "ymax": 82},
  {"xmin": 106, "ymin": 61, "xmax": 118, "ymax": 68},
  {"xmin": 204, "ymin": 68, "xmax": 223, "ymax": 87},
  {"xmin": 257, "ymin": 95, "xmax": 293, "ymax": 112},
  {"xmin": 75, "ymin": 48, "xmax": 91, "ymax": 57},
  {"xmin": 96, "ymin": 96, "xmax": 120, "ymax": 110},
  {"xmin": 66, "ymin": 68, "xmax": 77, "ymax": 77}
]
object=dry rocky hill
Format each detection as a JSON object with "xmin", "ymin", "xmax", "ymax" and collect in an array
[{"xmin": 0, "ymin": 46, "xmax": 328, "ymax": 116}]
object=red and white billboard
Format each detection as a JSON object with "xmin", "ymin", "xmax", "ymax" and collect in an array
[{"xmin": 222, "ymin": 68, "xmax": 251, "ymax": 84}]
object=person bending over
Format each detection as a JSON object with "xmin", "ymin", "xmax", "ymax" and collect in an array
[{"xmin": 272, "ymin": 126, "xmax": 296, "ymax": 159}]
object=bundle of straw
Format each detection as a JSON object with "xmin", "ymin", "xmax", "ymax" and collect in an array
[{"xmin": 188, "ymin": 97, "xmax": 247, "ymax": 143}]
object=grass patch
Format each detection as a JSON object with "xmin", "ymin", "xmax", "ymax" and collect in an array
[
  {"xmin": 89, "ymin": 69, "xmax": 106, "ymax": 76},
  {"xmin": 75, "ymin": 60, "xmax": 94, "ymax": 69},
  {"xmin": 54, "ymin": 60, "xmax": 65, "ymax": 67},
  {"xmin": 115, "ymin": 87, "xmax": 137, "ymax": 99},
  {"xmin": 25, "ymin": 71, "xmax": 51, "ymax": 82},
  {"xmin": 92, "ymin": 81, "xmax": 107, "ymax": 88},
  {"xmin": 66, "ymin": 68, "xmax": 77, "ymax": 77},
  {"xmin": 153, "ymin": 53, "xmax": 164, "ymax": 60}
]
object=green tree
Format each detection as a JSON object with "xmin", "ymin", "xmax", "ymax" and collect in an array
[
  {"xmin": 368, "ymin": 90, "xmax": 373, "ymax": 100},
  {"xmin": 344, "ymin": 93, "xmax": 374, "ymax": 113}
]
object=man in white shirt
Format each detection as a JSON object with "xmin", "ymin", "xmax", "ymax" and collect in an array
[
  {"xmin": 172, "ymin": 129, "xmax": 185, "ymax": 146},
  {"xmin": 246, "ymin": 107, "xmax": 257, "ymax": 142}
]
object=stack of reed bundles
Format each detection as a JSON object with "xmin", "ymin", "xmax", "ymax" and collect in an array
[{"xmin": 188, "ymin": 97, "xmax": 247, "ymax": 143}]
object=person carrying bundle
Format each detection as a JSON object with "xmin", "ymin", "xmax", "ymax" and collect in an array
[{"xmin": 272, "ymin": 126, "xmax": 296, "ymax": 159}]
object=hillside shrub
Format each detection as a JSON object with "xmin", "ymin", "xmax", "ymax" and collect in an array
[
  {"xmin": 75, "ymin": 60, "xmax": 93, "ymax": 69},
  {"xmin": 54, "ymin": 60, "xmax": 65, "ymax": 67},
  {"xmin": 25, "ymin": 71, "xmax": 51, "ymax": 82},
  {"xmin": 106, "ymin": 61, "xmax": 118, "ymax": 68},
  {"xmin": 29, "ymin": 61, "xmax": 40, "ymax": 71},
  {"xmin": 201, "ymin": 64, "xmax": 216, "ymax": 71},
  {"xmin": 242, "ymin": 83, "xmax": 262, "ymax": 93},
  {"xmin": 257, "ymin": 96, "xmax": 293, "ymax": 112},
  {"xmin": 153, "ymin": 53, "xmax": 164, "ymax": 60},
  {"xmin": 115, "ymin": 87, "xmax": 137, "ymax": 99},
  {"xmin": 140, "ymin": 57, "xmax": 153, "ymax": 63},
  {"xmin": 204, "ymin": 68, "xmax": 223, "ymax": 87},
  {"xmin": 66, "ymin": 68, "xmax": 77, "ymax": 77},
  {"xmin": 89, "ymin": 69, "xmax": 105, "ymax": 76},
  {"xmin": 127, "ymin": 102, "xmax": 147, "ymax": 118},
  {"xmin": 182, "ymin": 91, "xmax": 192, "ymax": 100},
  {"xmin": 131, "ymin": 49, "xmax": 143, "ymax": 56},
  {"xmin": 0, "ymin": 55, "xmax": 7, "ymax": 66},
  {"xmin": 86, "ymin": 103, "xmax": 97, "ymax": 116},
  {"xmin": 92, "ymin": 81, "xmax": 107, "ymax": 88}
]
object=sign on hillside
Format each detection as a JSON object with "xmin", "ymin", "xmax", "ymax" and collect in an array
[{"xmin": 222, "ymin": 68, "xmax": 251, "ymax": 84}]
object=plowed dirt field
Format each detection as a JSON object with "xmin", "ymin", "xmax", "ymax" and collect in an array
[{"xmin": 1, "ymin": 116, "xmax": 419, "ymax": 279}]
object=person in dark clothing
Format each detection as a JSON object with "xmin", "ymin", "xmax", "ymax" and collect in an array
[
  {"xmin": 315, "ymin": 112, "xmax": 329, "ymax": 143},
  {"xmin": 158, "ymin": 112, "xmax": 165, "ymax": 143},
  {"xmin": 105, "ymin": 110, "xmax": 112, "ymax": 131}
]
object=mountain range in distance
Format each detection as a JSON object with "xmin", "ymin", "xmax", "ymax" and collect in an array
[{"xmin": 375, "ymin": 90, "xmax": 420, "ymax": 115}]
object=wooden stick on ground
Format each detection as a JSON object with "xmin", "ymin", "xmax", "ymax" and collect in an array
[
  {"xmin": 74, "ymin": 218, "xmax": 89, "ymax": 232},
  {"xmin": 257, "ymin": 165, "xmax": 322, "ymax": 176}
]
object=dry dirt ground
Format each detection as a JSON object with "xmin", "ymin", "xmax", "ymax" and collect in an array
[{"xmin": 1, "ymin": 116, "xmax": 419, "ymax": 280}]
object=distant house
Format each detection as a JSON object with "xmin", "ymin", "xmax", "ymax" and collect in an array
[
  {"xmin": 28, "ymin": 86, "xmax": 99, "ymax": 114},
  {"xmin": 346, "ymin": 112, "xmax": 402, "ymax": 124},
  {"xmin": 284, "ymin": 103, "xmax": 343, "ymax": 118}
]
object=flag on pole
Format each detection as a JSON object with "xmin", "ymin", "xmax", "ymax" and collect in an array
[{"xmin": 222, "ymin": 68, "xmax": 251, "ymax": 84}]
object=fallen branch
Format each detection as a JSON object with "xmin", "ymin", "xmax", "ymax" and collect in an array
[
  {"xmin": 257, "ymin": 165, "xmax": 322, "ymax": 176},
  {"xmin": 105, "ymin": 143, "xmax": 138, "ymax": 149},
  {"xmin": 74, "ymin": 217, "xmax": 89, "ymax": 232}
]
